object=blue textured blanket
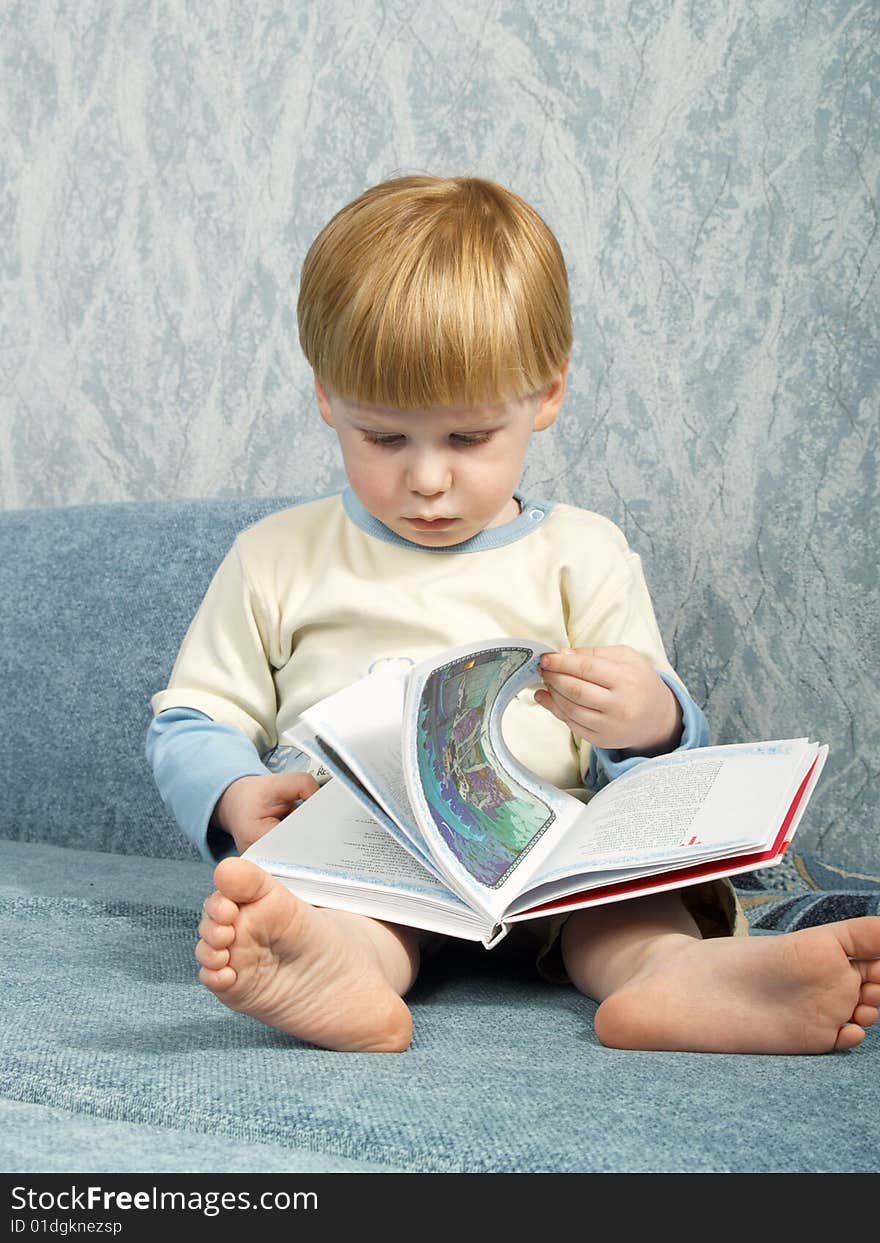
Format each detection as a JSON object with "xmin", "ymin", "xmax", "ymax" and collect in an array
[{"xmin": 733, "ymin": 851, "xmax": 880, "ymax": 929}]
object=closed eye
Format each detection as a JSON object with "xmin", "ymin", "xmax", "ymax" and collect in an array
[
  {"xmin": 361, "ymin": 432, "xmax": 493, "ymax": 447},
  {"xmin": 362, "ymin": 433, "xmax": 404, "ymax": 446},
  {"xmin": 450, "ymin": 433, "xmax": 493, "ymax": 446}
]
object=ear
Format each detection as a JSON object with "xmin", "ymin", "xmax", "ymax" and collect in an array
[
  {"xmin": 314, "ymin": 375, "xmax": 335, "ymax": 428},
  {"xmin": 532, "ymin": 358, "xmax": 569, "ymax": 432}
]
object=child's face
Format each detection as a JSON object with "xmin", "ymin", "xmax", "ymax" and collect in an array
[{"xmin": 315, "ymin": 368, "xmax": 566, "ymax": 547}]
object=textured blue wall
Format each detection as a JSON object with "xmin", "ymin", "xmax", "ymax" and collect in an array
[{"xmin": 1, "ymin": 2, "xmax": 877, "ymax": 868}]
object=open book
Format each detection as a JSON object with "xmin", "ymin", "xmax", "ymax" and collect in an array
[{"xmin": 244, "ymin": 639, "xmax": 828, "ymax": 947}]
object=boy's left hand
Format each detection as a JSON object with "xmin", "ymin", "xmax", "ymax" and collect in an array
[{"xmin": 535, "ymin": 645, "xmax": 683, "ymax": 756}]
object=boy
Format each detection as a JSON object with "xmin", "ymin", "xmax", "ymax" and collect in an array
[{"xmin": 146, "ymin": 174, "xmax": 880, "ymax": 1055}]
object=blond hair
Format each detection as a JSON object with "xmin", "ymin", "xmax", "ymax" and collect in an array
[{"xmin": 297, "ymin": 174, "xmax": 572, "ymax": 408}]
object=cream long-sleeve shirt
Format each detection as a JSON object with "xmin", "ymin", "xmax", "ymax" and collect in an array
[{"xmin": 147, "ymin": 489, "xmax": 709, "ymax": 858}]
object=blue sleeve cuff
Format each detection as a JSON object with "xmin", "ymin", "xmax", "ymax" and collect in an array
[
  {"xmin": 145, "ymin": 708, "xmax": 269, "ymax": 863},
  {"xmin": 586, "ymin": 672, "xmax": 710, "ymax": 793}
]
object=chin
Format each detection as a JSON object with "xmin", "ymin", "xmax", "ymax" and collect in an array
[{"xmin": 407, "ymin": 526, "xmax": 472, "ymax": 547}]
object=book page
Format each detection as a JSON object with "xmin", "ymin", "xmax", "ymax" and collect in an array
[
  {"xmin": 284, "ymin": 719, "xmax": 440, "ymax": 877},
  {"xmin": 527, "ymin": 739, "xmax": 817, "ymax": 890},
  {"xmin": 291, "ymin": 667, "xmax": 431, "ymax": 860},
  {"xmin": 507, "ymin": 744, "xmax": 828, "ymax": 918},
  {"xmin": 244, "ymin": 777, "xmax": 465, "ymax": 906}
]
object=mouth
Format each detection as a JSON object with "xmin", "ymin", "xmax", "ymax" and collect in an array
[{"xmin": 407, "ymin": 516, "xmax": 455, "ymax": 531}]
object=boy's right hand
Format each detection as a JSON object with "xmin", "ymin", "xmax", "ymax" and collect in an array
[{"xmin": 211, "ymin": 772, "xmax": 321, "ymax": 855}]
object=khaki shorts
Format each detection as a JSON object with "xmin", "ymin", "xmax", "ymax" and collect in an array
[{"xmin": 527, "ymin": 876, "xmax": 748, "ymax": 983}]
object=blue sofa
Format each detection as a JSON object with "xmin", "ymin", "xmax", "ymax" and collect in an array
[{"xmin": 2, "ymin": 496, "xmax": 878, "ymax": 1174}]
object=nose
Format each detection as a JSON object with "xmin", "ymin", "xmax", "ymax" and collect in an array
[{"xmin": 405, "ymin": 448, "xmax": 452, "ymax": 497}]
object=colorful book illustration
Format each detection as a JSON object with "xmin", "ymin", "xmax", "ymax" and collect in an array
[{"xmin": 415, "ymin": 646, "xmax": 555, "ymax": 888}]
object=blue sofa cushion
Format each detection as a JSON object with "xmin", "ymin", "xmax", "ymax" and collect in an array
[
  {"xmin": 1, "ymin": 836, "xmax": 878, "ymax": 1174},
  {"xmin": 0, "ymin": 497, "xmax": 295, "ymax": 859}
]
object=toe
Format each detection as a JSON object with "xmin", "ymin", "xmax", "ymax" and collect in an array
[
  {"xmin": 834, "ymin": 1022, "xmax": 867, "ymax": 1052},
  {"xmin": 838, "ymin": 916, "xmax": 880, "ymax": 962},
  {"xmin": 196, "ymin": 939, "xmax": 230, "ymax": 970},
  {"xmin": 198, "ymin": 964, "xmax": 237, "ymax": 992},
  {"xmin": 862, "ymin": 959, "xmax": 880, "ymax": 984},
  {"xmin": 197, "ymin": 914, "xmax": 235, "ymax": 949},
  {"xmin": 852, "ymin": 1003, "xmax": 878, "ymax": 1029},
  {"xmin": 213, "ymin": 856, "xmax": 275, "ymax": 905},
  {"xmin": 203, "ymin": 890, "xmax": 239, "ymax": 924}
]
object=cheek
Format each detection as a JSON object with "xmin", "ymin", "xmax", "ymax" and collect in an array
[
  {"xmin": 466, "ymin": 449, "xmax": 523, "ymax": 495},
  {"xmin": 346, "ymin": 458, "xmax": 393, "ymax": 502}
]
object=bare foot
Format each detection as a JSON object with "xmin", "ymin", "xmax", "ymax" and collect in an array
[
  {"xmin": 195, "ymin": 857, "xmax": 415, "ymax": 1052},
  {"xmin": 594, "ymin": 916, "xmax": 880, "ymax": 1055}
]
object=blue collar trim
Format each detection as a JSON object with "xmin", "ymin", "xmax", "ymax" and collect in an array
[{"xmin": 341, "ymin": 487, "xmax": 555, "ymax": 554}]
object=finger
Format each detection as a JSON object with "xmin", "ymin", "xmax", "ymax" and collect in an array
[
  {"xmin": 535, "ymin": 687, "xmax": 604, "ymax": 736},
  {"xmin": 540, "ymin": 648, "xmax": 620, "ymax": 690},
  {"xmin": 231, "ymin": 820, "xmax": 280, "ymax": 856},
  {"xmin": 534, "ymin": 687, "xmax": 567, "ymax": 724},
  {"xmin": 294, "ymin": 772, "xmax": 321, "ymax": 798},
  {"xmin": 264, "ymin": 772, "xmax": 321, "ymax": 808},
  {"xmin": 545, "ymin": 686, "xmax": 605, "ymax": 734},
  {"xmin": 539, "ymin": 669, "xmax": 613, "ymax": 712}
]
